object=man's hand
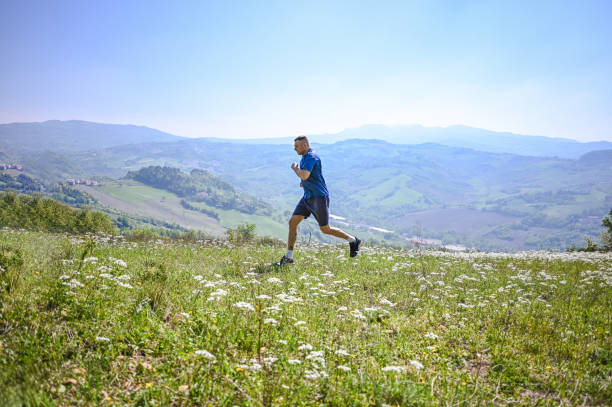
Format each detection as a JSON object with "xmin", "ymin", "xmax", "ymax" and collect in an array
[{"xmin": 292, "ymin": 162, "xmax": 311, "ymax": 181}]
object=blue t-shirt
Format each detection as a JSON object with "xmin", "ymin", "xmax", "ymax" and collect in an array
[{"xmin": 300, "ymin": 149, "xmax": 329, "ymax": 198}]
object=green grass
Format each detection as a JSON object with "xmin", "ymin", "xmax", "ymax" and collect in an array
[
  {"xmin": 186, "ymin": 201, "xmax": 287, "ymax": 239},
  {"xmin": 98, "ymin": 180, "xmax": 180, "ymax": 204},
  {"xmin": 94, "ymin": 181, "xmax": 287, "ymax": 239},
  {"xmin": 359, "ymin": 175, "xmax": 425, "ymax": 208},
  {"xmin": 1, "ymin": 229, "xmax": 611, "ymax": 406}
]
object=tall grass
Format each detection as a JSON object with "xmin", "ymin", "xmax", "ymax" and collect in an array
[{"xmin": 0, "ymin": 229, "xmax": 610, "ymax": 406}]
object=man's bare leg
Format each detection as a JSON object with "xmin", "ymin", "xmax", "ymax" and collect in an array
[
  {"xmin": 288, "ymin": 215, "xmax": 304, "ymax": 250},
  {"xmin": 320, "ymin": 224, "xmax": 361, "ymax": 257},
  {"xmin": 319, "ymin": 224, "xmax": 351, "ymax": 240},
  {"xmin": 275, "ymin": 215, "xmax": 305, "ymax": 266}
]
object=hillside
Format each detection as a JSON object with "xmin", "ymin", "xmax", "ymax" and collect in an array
[
  {"xmin": 2, "ymin": 229, "xmax": 611, "ymax": 405},
  {"xmin": 77, "ymin": 179, "xmax": 287, "ymax": 239},
  {"xmin": 2, "ymin": 121, "xmax": 612, "ymax": 249},
  {"xmin": 61, "ymin": 138, "xmax": 611, "ymax": 249},
  {"xmin": 125, "ymin": 166, "xmax": 274, "ymax": 216}
]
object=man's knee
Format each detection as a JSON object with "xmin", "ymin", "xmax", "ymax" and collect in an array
[
  {"xmin": 289, "ymin": 216, "xmax": 302, "ymax": 228},
  {"xmin": 319, "ymin": 224, "xmax": 331, "ymax": 234}
]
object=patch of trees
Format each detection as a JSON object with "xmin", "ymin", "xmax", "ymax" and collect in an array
[
  {"xmin": 126, "ymin": 166, "xmax": 273, "ymax": 215},
  {"xmin": 50, "ymin": 184, "xmax": 96, "ymax": 207},
  {"xmin": 0, "ymin": 192, "xmax": 116, "ymax": 234},
  {"xmin": 179, "ymin": 200, "xmax": 219, "ymax": 220},
  {"xmin": 568, "ymin": 208, "xmax": 612, "ymax": 252},
  {"xmin": 0, "ymin": 173, "xmax": 43, "ymax": 192}
]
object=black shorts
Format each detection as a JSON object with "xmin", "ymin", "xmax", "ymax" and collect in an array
[{"xmin": 292, "ymin": 196, "xmax": 330, "ymax": 227}]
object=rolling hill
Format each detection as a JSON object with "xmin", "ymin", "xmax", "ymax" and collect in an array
[
  {"xmin": 2, "ymin": 120, "xmax": 611, "ymax": 249},
  {"xmin": 77, "ymin": 171, "xmax": 288, "ymax": 239}
]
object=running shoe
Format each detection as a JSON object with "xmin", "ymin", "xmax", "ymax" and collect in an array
[
  {"xmin": 274, "ymin": 255, "xmax": 294, "ymax": 266},
  {"xmin": 349, "ymin": 237, "xmax": 361, "ymax": 257}
]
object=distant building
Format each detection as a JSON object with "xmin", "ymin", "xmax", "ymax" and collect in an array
[
  {"xmin": 406, "ymin": 236, "xmax": 441, "ymax": 246},
  {"xmin": 0, "ymin": 163, "xmax": 24, "ymax": 170},
  {"xmin": 65, "ymin": 178, "xmax": 99, "ymax": 186}
]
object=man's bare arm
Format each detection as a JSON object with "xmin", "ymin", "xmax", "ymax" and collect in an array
[{"xmin": 291, "ymin": 163, "xmax": 311, "ymax": 181}]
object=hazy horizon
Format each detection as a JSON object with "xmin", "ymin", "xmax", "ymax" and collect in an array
[
  {"xmin": 2, "ymin": 1, "xmax": 611, "ymax": 142},
  {"xmin": 3, "ymin": 119, "xmax": 612, "ymax": 144}
]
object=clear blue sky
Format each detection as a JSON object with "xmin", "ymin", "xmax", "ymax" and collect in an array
[{"xmin": 1, "ymin": 0, "xmax": 611, "ymax": 141}]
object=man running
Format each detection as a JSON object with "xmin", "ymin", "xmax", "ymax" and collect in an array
[{"xmin": 275, "ymin": 135, "xmax": 360, "ymax": 265}]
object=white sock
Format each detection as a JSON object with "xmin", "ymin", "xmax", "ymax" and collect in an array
[
  {"xmin": 285, "ymin": 249, "xmax": 293, "ymax": 259},
  {"xmin": 347, "ymin": 235, "xmax": 356, "ymax": 243}
]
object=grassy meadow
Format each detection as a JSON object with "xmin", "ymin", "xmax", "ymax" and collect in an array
[
  {"xmin": 84, "ymin": 181, "xmax": 287, "ymax": 239},
  {"xmin": 1, "ymin": 229, "xmax": 610, "ymax": 406}
]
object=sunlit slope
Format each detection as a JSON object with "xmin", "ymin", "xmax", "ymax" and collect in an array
[
  {"xmin": 79, "ymin": 180, "xmax": 287, "ymax": 238},
  {"xmin": 2, "ymin": 230, "xmax": 611, "ymax": 405}
]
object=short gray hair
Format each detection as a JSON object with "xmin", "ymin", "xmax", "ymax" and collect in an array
[{"xmin": 294, "ymin": 135, "xmax": 309, "ymax": 144}]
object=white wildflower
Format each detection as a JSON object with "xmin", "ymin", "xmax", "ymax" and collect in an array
[
  {"xmin": 350, "ymin": 309, "xmax": 366, "ymax": 320},
  {"xmin": 113, "ymin": 259, "xmax": 127, "ymax": 268},
  {"xmin": 287, "ymin": 359, "xmax": 301, "ymax": 365},
  {"xmin": 195, "ymin": 350, "xmax": 216, "ymax": 360},
  {"xmin": 335, "ymin": 349, "xmax": 350, "ymax": 356},
  {"xmin": 264, "ymin": 318, "xmax": 278, "ymax": 325},
  {"xmin": 410, "ymin": 360, "xmax": 424, "ymax": 370},
  {"xmin": 304, "ymin": 370, "xmax": 327, "ymax": 380},
  {"xmin": 233, "ymin": 302, "xmax": 255, "ymax": 311},
  {"xmin": 263, "ymin": 356, "xmax": 278, "ymax": 365},
  {"xmin": 306, "ymin": 350, "xmax": 326, "ymax": 368},
  {"xmin": 96, "ymin": 336, "xmax": 111, "ymax": 342},
  {"xmin": 382, "ymin": 365, "xmax": 405, "ymax": 373},
  {"xmin": 63, "ymin": 279, "xmax": 84, "ymax": 288},
  {"xmin": 207, "ymin": 289, "xmax": 228, "ymax": 301},
  {"xmin": 256, "ymin": 294, "xmax": 272, "ymax": 300},
  {"xmin": 424, "ymin": 332, "xmax": 439, "ymax": 340},
  {"xmin": 298, "ymin": 343, "xmax": 314, "ymax": 351},
  {"xmin": 337, "ymin": 365, "xmax": 351, "ymax": 372},
  {"xmin": 379, "ymin": 298, "xmax": 396, "ymax": 307}
]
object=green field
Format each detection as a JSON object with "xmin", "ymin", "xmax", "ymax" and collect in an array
[
  {"xmin": 98, "ymin": 180, "xmax": 179, "ymax": 204},
  {"xmin": 83, "ymin": 181, "xmax": 287, "ymax": 239},
  {"xmin": 1, "ymin": 230, "xmax": 610, "ymax": 406}
]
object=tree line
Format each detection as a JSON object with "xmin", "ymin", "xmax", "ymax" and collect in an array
[
  {"xmin": 0, "ymin": 192, "xmax": 116, "ymax": 234},
  {"xmin": 126, "ymin": 166, "xmax": 273, "ymax": 215}
]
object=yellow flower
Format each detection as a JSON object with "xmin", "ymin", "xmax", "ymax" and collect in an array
[
  {"xmin": 546, "ymin": 365, "xmax": 552, "ymax": 370},
  {"xmin": 145, "ymin": 382, "xmax": 152, "ymax": 388}
]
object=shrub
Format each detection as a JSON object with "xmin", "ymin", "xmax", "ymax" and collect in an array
[{"xmin": 226, "ymin": 223, "xmax": 256, "ymax": 244}]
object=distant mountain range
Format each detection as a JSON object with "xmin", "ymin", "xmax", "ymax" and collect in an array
[
  {"xmin": 2, "ymin": 120, "xmax": 611, "ymax": 159},
  {"xmin": 0, "ymin": 120, "xmax": 184, "ymax": 152},
  {"xmin": 210, "ymin": 124, "xmax": 612, "ymax": 159},
  {"xmin": 1, "ymin": 120, "xmax": 611, "ymax": 250}
]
